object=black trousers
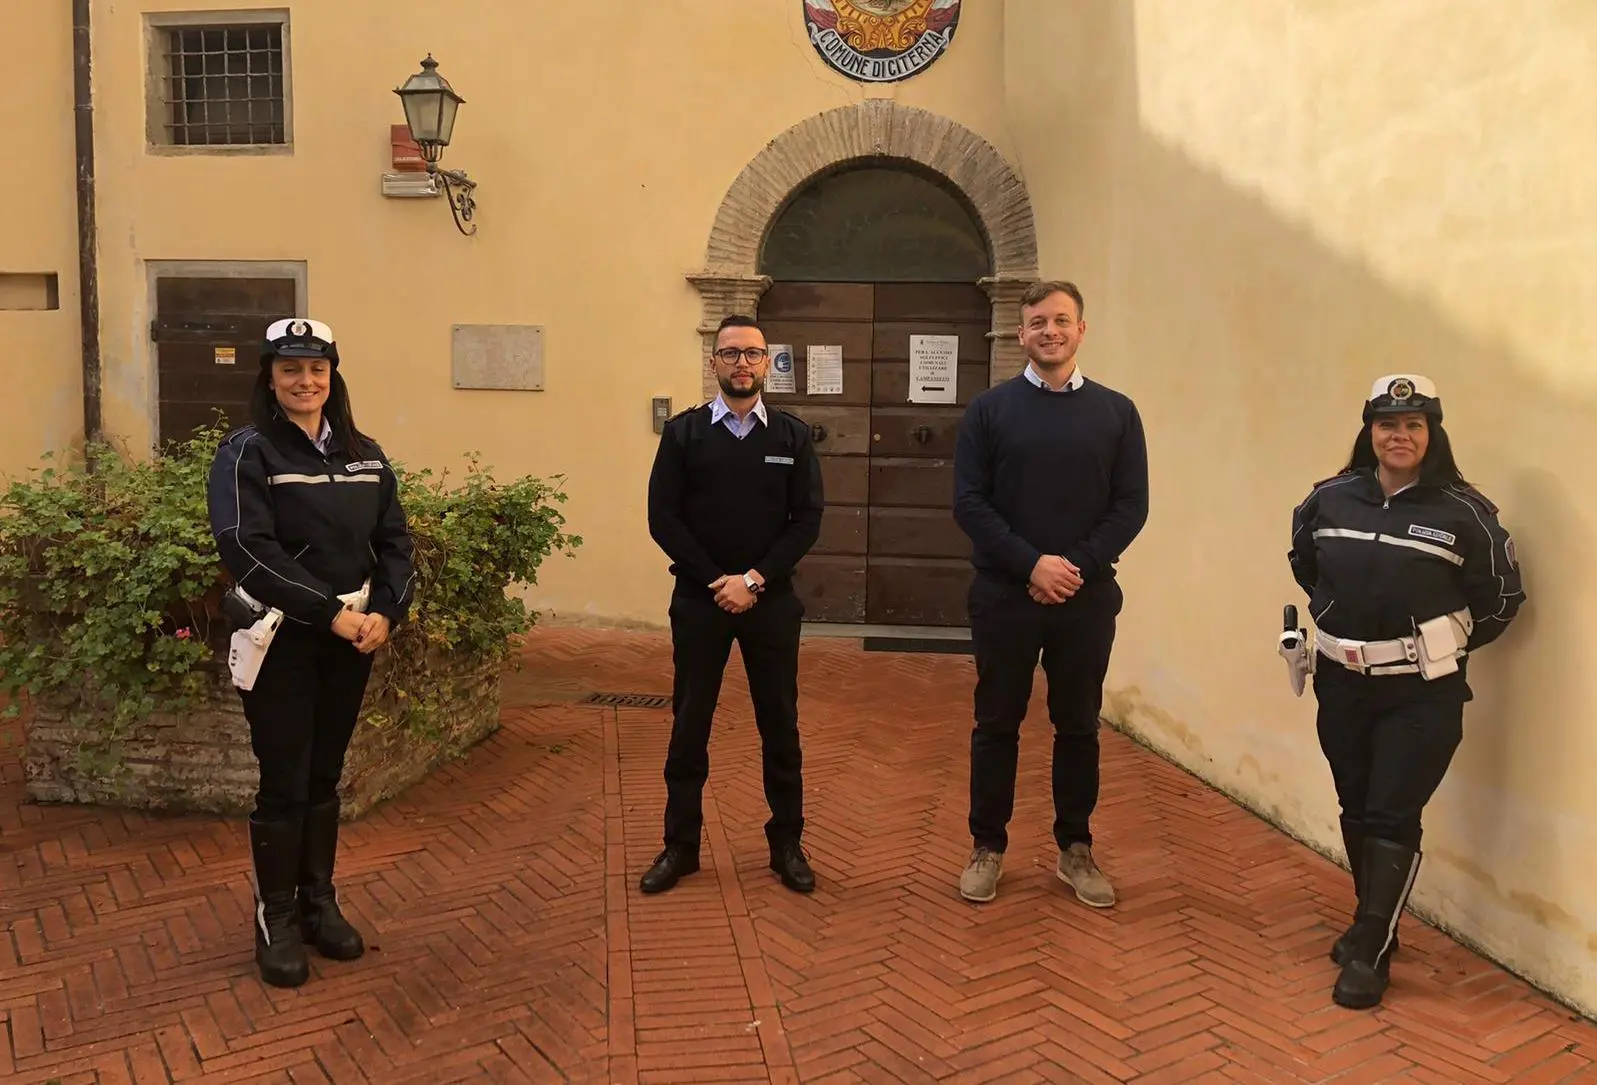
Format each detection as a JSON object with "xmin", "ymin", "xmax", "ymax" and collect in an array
[
  {"xmin": 237, "ymin": 623, "xmax": 375, "ymax": 822},
  {"xmin": 1313, "ymin": 663, "xmax": 1467, "ymax": 850},
  {"xmin": 967, "ymin": 573, "xmax": 1123, "ymax": 853},
  {"xmin": 662, "ymin": 586, "xmax": 805, "ymax": 851}
]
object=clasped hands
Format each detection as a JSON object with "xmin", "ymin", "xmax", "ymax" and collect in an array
[
  {"xmin": 331, "ymin": 607, "xmax": 392, "ymax": 653},
  {"xmin": 709, "ymin": 570, "xmax": 764, "ymax": 614},
  {"xmin": 1028, "ymin": 554, "xmax": 1083, "ymax": 605}
]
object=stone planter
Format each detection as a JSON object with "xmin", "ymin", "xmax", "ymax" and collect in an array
[{"xmin": 21, "ymin": 632, "xmax": 500, "ymax": 820}]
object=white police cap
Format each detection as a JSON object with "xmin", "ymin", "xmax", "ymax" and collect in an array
[
  {"xmin": 1363, "ymin": 372, "xmax": 1441, "ymax": 422},
  {"xmin": 261, "ymin": 318, "xmax": 339, "ymax": 366}
]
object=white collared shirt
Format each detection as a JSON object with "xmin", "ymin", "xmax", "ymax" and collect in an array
[
  {"xmin": 312, "ymin": 416, "xmax": 333, "ymax": 453},
  {"xmin": 1024, "ymin": 363, "xmax": 1085, "ymax": 393},
  {"xmin": 710, "ymin": 394, "xmax": 768, "ymax": 439}
]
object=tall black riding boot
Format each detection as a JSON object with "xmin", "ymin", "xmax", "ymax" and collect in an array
[
  {"xmin": 1330, "ymin": 820, "xmax": 1367, "ymax": 963},
  {"xmin": 1330, "ymin": 820, "xmax": 1398, "ymax": 964},
  {"xmin": 249, "ymin": 815, "xmax": 310, "ymax": 988},
  {"xmin": 1332, "ymin": 837, "xmax": 1420, "ymax": 1010},
  {"xmin": 297, "ymin": 799, "xmax": 365, "ymax": 960}
]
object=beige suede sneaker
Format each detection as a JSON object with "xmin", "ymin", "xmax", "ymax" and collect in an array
[
  {"xmin": 1057, "ymin": 842, "xmax": 1116, "ymax": 908},
  {"xmin": 958, "ymin": 847, "xmax": 1004, "ymax": 903}
]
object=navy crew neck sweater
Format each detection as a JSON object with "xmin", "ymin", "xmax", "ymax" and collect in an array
[{"xmin": 953, "ymin": 373, "xmax": 1149, "ymax": 587}]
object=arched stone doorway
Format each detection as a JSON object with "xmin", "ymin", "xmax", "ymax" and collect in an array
[{"xmin": 686, "ymin": 101, "xmax": 1040, "ymax": 629}]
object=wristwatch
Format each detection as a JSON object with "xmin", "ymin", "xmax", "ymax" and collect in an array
[{"xmin": 743, "ymin": 572, "xmax": 763, "ymax": 594}]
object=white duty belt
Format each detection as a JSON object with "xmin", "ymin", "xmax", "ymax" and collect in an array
[
  {"xmin": 235, "ymin": 579, "xmax": 370, "ymax": 617},
  {"xmin": 1314, "ymin": 608, "xmax": 1472, "ymax": 676}
]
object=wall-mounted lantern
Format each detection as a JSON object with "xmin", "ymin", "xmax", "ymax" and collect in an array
[{"xmin": 393, "ymin": 54, "xmax": 477, "ymax": 236}]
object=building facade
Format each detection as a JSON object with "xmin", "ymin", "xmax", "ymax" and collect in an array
[{"xmin": 6, "ymin": 0, "xmax": 1596, "ymax": 1015}]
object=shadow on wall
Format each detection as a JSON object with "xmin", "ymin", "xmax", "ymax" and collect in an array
[
  {"xmin": 1433, "ymin": 467, "xmax": 1585, "ymax": 986},
  {"xmin": 1024, "ymin": 0, "xmax": 1593, "ymax": 1015}
]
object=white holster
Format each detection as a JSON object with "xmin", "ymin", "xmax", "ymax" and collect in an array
[
  {"xmin": 1277, "ymin": 627, "xmax": 1315, "ymax": 696},
  {"xmin": 228, "ymin": 608, "xmax": 283, "ymax": 691},
  {"xmin": 226, "ymin": 579, "xmax": 371, "ymax": 691}
]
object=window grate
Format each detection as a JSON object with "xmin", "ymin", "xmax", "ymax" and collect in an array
[
  {"xmin": 162, "ymin": 24, "xmax": 286, "ymax": 146},
  {"xmin": 583, "ymin": 692, "xmax": 671, "ymax": 709}
]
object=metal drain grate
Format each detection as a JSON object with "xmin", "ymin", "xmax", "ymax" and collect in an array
[{"xmin": 583, "ymin": 691, "xmax": 670, "ymax": 709}]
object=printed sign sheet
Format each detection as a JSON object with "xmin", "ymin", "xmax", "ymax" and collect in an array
[
  {"xmin": 807, "ymin": 344, "xmax": 844, "ymax": 396},
  {"xmin": 908, "ymin": 334, "xmax": 958, "ymax": 403}
]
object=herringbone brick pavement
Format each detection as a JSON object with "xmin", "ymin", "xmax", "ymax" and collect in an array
[{"xmin": 2, "ymin": 626, "xmax": 1593, "ymax": 1083}]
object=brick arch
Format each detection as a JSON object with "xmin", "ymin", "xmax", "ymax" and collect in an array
[{"xmin": 687, "ymin": 99, "xmax": 1041, "ymax": 398}]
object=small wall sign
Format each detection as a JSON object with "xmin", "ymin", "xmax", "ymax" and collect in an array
[{"xmin": 803, "ymin": 0, "xmax": 961, "ymax": 84}]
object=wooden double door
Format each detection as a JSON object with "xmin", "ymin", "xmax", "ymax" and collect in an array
[{"xmin": 759, "ymin": 281, "xmax": 991, "ymax": 627}]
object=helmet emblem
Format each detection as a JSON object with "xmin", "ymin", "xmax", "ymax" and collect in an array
[
  {"xmin": 289, "ymin": 319, "xmax": 309, "ymax": 336},
  {"xmin": 1388, "ymin": 378, "xmax": 1414, "ymax": 401}
]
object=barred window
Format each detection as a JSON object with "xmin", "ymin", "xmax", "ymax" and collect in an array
[{"xmin": 154, "ymin": 22, "xmax": 287, "ymax": 147}]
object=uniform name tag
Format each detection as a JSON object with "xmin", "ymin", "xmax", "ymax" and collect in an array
[
  {"xmin": 1408, "ymin": 524, "xmax": 1456, "ymax": 546},
  {"xmin": 765, "ymin": 455, "xmax": 794, "ymax": 465},
  {"xmin": 345, "ymin": 460, "xmax": 384, "ymax": 472}
]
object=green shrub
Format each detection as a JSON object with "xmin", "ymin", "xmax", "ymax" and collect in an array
[{"xmin": 0, "ymin": 422, "xmax": 581, "ymax": 752}]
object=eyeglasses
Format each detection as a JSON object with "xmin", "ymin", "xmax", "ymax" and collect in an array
[{"xmin": 713, "ymin": 347, "xmax": 769, "ymax": 365}]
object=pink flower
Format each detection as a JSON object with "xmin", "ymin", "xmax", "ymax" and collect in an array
[{"xmin": 175, "ymin": 628, "xmax": 193, "ymax": 640}]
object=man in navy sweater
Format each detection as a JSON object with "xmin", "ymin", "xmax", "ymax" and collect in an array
[
  {"xmin": 640, "ymin": 314, "xmax": 825, "ymax": 896},
  {"xmin": 952, "ymin": 280, "xmax": 1149, "ymax": 906}
]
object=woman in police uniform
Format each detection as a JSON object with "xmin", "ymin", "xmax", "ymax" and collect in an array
[
  {"xmin": 206, "ymin": 318, "xmax": 415, "ymax": 988},
  {"xmin": 1283, "ymin": 373, "xmax": 1520, "ymax": 1009},
  {"xmin": 1288, "ymin": 374, "xmax": 1524, "ymax": 1009}
]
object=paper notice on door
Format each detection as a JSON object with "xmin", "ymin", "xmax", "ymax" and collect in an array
[
  {"xmin": 214, "ymin": 346, "xmax": 236, "ymax": 366},
  {"xmin": 766, "ymin": 344, "xmax": 796, "ymax": 393},
  {"xmin": 806, "ymin": 344, "xmax": 844, "ymax": 395},
  {"xmin": 909, "ymin": 334, "xmax": 958, "ymax": 403}
]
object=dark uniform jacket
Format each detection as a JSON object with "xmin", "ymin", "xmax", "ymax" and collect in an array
[
  {"xmin": 646, "ymin": 402, "xmax": 823, "ymax": 597},
  {"xmin": 1288, "ymin": 467, "xmax": 1524, "ymax": 651},
  {"xmin": 207, "ymin": 416, "xmax": 416, "ymax": 628}
]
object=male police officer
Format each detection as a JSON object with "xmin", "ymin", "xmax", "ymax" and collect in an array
[
  {"xmin": 640, "ymin": 314, "xmax": 825, "ymax": 894},
  {"xmin": 952, "ymin": 281, "xmax": 1149, "ymax": 907}
]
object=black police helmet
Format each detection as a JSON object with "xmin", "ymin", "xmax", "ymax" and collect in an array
[
  {"xmin": 1362, "ymin": 373, "xmax": 1442, "ymax": 424},
  {"xmin": 260, "ymin": 317, "xmax": 340, "ymax": 368}
]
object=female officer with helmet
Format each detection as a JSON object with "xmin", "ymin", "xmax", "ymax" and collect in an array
[
  {"xmin": 207, "ymin": 317, "xmax": 415, "ymax": 988},
  {"xmin": 1287, "ymin": 373, "xmax": 1524, "ymax": 1010}
]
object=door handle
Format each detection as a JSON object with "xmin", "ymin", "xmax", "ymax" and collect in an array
[
  {"xmin": 911, "ymin": 425, "xmax": 933, "ymax": 444},
  {"xmin": 810, "ymin": 423, "xmax": 827, "ymax": 444}
]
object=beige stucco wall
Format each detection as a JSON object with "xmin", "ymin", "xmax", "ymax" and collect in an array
[
  {"xmin": 0, "ymin": 6, "xmax": 83, "ymax": 470},
  {"xmin": 1006, "ymin": 0, "xmax": 1596, "ymax": 1015}
]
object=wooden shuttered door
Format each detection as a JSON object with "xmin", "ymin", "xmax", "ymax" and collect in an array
[{"xmin": 760, "ymin": 281, "xmax": 988, "ymax": 627}]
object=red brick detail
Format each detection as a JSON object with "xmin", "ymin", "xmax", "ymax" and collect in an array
[{"xmin": 389, "ymin": 124, "xmax": 426, "ymax": 172}]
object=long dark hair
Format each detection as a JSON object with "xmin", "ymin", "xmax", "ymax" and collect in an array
[
  {"xmin": 1342, "ymin": 416, "xmax": 1466, "ymax": 487},
  {"xmin": 250, "ymin": 363, "xmax": 373, "ymax": 456}
]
